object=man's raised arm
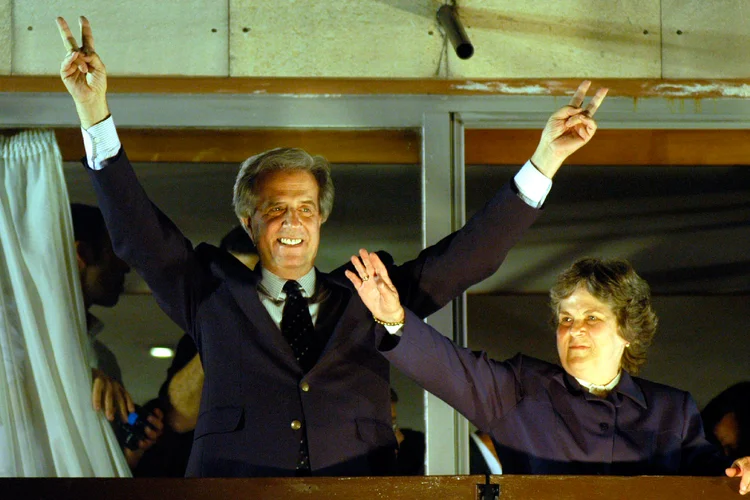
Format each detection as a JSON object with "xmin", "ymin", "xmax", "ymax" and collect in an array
[
  {"xmin": 55, "ymin": 16, "xmax": 208, "ymax": 336},
  {"xmin": 392, "ymin": 81, "xmax": 608, "ymax": 319}
]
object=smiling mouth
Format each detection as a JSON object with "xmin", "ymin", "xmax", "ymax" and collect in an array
[{"xmin": 279, "ymin": 238, "xmax": 303, "ymax": 246}]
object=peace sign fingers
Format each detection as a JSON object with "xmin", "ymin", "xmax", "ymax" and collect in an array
[
  {"xmin": 583, "ymin": 87, "xmax": 609, "ymax": 118},
  {"xmin": 80, "ymin": 16, "xmax": 96, "ymax": 54},
  {"xmin": 54, "ymin": 15, "xmax": 110, "ymax": 128},
  {"xmin": 568, "ymin": 80, "xmax": 592, "ymax": 109},
  {"xmin": 56, "ymin": 16, "xmax": 78, "ymax": 53}
]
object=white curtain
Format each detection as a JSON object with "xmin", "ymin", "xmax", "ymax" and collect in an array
[{"xmin": 0, "ymin": 130, "xmax": 130, "ymax": 477}]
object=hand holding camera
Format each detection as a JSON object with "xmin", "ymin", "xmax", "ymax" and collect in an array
[{"xmin": 115, "ymin": 401, "xmax": 164, "ymax": 451}]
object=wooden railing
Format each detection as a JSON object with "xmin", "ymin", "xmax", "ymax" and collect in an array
[{"xmin": 0, "ymin": 475, "xmax": 743, "ymax": 500}]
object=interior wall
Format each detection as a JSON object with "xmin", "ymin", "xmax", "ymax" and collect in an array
[
  {"xmin": 6, "ymin": 0, "xmax": 750, "ymax": 78},
  {"xmin": 464, "ymin": 165, "xmax": 750, "ymax": 294}
]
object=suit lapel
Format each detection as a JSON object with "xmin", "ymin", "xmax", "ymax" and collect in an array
[
  {"xmin": 202, "ymin": 244, "xmax": 364, "ymax": 373},
  {"xmin": 313, "ymin": 271, "xmax": 358, "ymax": 363},
  {"xmin": 203, "ymin": 247, "xmax": 300, "ymax": 367}
]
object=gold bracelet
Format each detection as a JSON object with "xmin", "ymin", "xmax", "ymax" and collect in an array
[{"xmin": 373, "ymin": 316, "xmax": 405, "ymax": 327}]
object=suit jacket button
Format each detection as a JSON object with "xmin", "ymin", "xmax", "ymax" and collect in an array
[
  {"xmin": 300, "ymin": 382, "xmax": 310, "ymax": 392},
  {"xmin": 291, "ymin": 420, "xmax": 302, "ymax": 430}
]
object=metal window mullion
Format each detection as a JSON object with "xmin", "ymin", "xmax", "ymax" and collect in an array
[{"xmin": 420, "ymin": 111, "xmax": 469, "ymax": 475}]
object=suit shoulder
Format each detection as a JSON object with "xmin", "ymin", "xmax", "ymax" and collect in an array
[
  {"xmin": 195, "ymin": 242, "xmax": 220, "ymax": 258},
  {"xmin": 510, "ymin": 353, "xmax": 561, "ymax": 376},
  {"xmin": 631, "ymin": 375, "xmax": 686, "ymax": 394},
  {"xmin": 631, "ymin": 375, "xmax": 693, "ymax": 405},
  {"xmin": 493, "ymin": 353, "xmax": 563, "ymax": 393},
  {"xmin": 329, "ymin": 250, "xmax": 395, "ymax": 279},
  {"xmin": 195, "ymin": 243, "xmax": 256, "ymax": 282}
]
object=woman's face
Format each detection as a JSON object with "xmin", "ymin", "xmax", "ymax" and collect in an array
[{"xmin": 556, "ymin": 286, "xmax": 628, "ymax": 385}]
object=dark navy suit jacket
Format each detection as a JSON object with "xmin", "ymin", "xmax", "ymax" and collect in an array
[
  {"xmin": 382, "ymin": 309, "xmax": 732, "ymax": 475},
  {"xmin": 86, "ymin": 149, "xmax": 541, "ymax": 477}
]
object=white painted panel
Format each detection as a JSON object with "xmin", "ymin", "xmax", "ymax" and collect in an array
[
  {"xmin": 662, "ymin": 0, "xmax": 750, "ymax": 78},
  {"xmin": 230, "ymin": 0, "xmax": 444, "ymax": 77},
  {"xmin": 445, "ymin": 0, "xmax": 660, "ymax": 78},
  {"xmin": 0, "ymin": 0, "xmax": 10, "ymax": 74},
  {"xmin": 12, "ymin": 1, "xmax": 228, "ymax": 76}
]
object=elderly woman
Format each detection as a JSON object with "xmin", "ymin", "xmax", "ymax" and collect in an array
[{"xmin": 345, "ymin": 255, "xmax": 750, "ymax": 494}]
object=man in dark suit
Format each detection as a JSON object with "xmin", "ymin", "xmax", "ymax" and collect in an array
[{"xmin": 56, "ymin": 16, "xmax": 603, "ymax": 477}]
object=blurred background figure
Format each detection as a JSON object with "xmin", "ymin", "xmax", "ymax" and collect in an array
[
  {"xmin": 71, "ymin": 203, "xmax": 165, "ymax": 470},
  {"xmin": 470, "ymin": 430, "xmax": 501, "ymax": 475},
  {"xmin": 391, "ymin": 388, "xmax": 425, "ymax": 475},
  {"xmin": 702, "ymin": 382, "xmax": 750, "ymax": 461}
]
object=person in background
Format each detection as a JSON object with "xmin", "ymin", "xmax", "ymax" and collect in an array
[
  {"xmin": 71, "ymin": 203, "xmax": 164, "ymax": 470},
  {"xmin": 470, "ymin": 430, "xmax": 501, "ymax": 475},
  {"xmin": 390, "ymin": 388, "xmax": 425, "ymax": 475},
  {"xmin": 702, "ymin": 382, "xmax": 750, "ymax": 461}
]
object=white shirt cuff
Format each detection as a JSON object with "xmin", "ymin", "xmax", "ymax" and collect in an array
[
  {"xmin": 513, "ymin": 160, "xmax": 553, "ymax": 209},
  {"xmin": 385, "ymin": 324, "xmax": 404, "ymax": 336},
  {"xmin": 81, "ymin": 116, "xmax": 122, "ymax": 170}
]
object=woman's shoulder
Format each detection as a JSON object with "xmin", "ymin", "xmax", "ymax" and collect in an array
[{"xmin": 629, "ymin": 373, "xmax": 694, "ymax": 405}]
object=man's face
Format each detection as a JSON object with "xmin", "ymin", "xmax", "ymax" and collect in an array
[
  {"xmin": 245, "ymin": 169, "xmax": 324, "ymax": 280},
  {"xmin": 78, "ymin": 234, "xmax": 130, "ymax": 308},
  {"xmin": 556, "ymin": 286, "xmax": 627, "ymax": 385}
]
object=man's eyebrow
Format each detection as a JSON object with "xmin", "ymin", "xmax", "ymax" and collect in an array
[{"xmin": 260, "ymin": 199, "xmax": 284, "ymax": 209}]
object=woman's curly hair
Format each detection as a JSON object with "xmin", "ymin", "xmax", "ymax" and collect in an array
[{"xmin": 549, "ymin": 258, "xmax": 657, "ymax": 375}]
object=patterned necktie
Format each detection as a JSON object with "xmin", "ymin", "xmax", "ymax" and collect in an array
[
  {"xmin": 282, "ymin": 280, "xmax": 314, "ymax": 474},
  {"xmin": 281, "ymin": 280, "xmax": 316, "ymax": 373}
]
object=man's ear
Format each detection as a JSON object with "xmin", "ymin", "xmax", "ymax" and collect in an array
[
  {"xmin": 241, "ymin": 218, "xmax": 255, "ymax": 243},
  {"xmin": 75, "ymin": 240, "xmax": 93, "ymax": 271}
]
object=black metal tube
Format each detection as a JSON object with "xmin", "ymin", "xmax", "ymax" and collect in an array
[{"xmin": 437, "ymin": 4, "xmax": 474, "ymax": 60}]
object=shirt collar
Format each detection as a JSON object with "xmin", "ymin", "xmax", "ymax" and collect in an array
[
  {"xmin": 575, "ymin": 371, "xmax": 622, "ymax": 395},
  {"xmin": 611, "ymin": 370, "xmax": 648, "ymax": 409},
  {"xmin": 556, "ymin": 368, "xmax": 647, "ymax": 409},
  {"xmin": 259, "ymin": 266, "xmax": 317, "ymax": 300}
]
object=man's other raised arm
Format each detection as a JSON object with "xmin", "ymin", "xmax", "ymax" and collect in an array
[{"xmin": 393, "ymin": 81, "xmax": 608, "ymax": 318}]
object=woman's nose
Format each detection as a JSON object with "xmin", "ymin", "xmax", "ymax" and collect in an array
[{"xmin": 570, "ymin": 320, "xmax": 586, "ymax": 336}]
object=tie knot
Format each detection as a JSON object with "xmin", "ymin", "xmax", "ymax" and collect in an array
[{"xmin": 283, "ymin": 280, "xmax": 303, "ymax": 297}]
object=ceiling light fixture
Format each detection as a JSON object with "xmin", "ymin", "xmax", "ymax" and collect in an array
[{"xmin": 149, "ymin": 346, "xmax": 175, "ymax": 359}]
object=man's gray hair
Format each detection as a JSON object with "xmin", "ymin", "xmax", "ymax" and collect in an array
[{"xmin": 233, "ymin": 147, "xmax": 334, "ymax": 222}]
